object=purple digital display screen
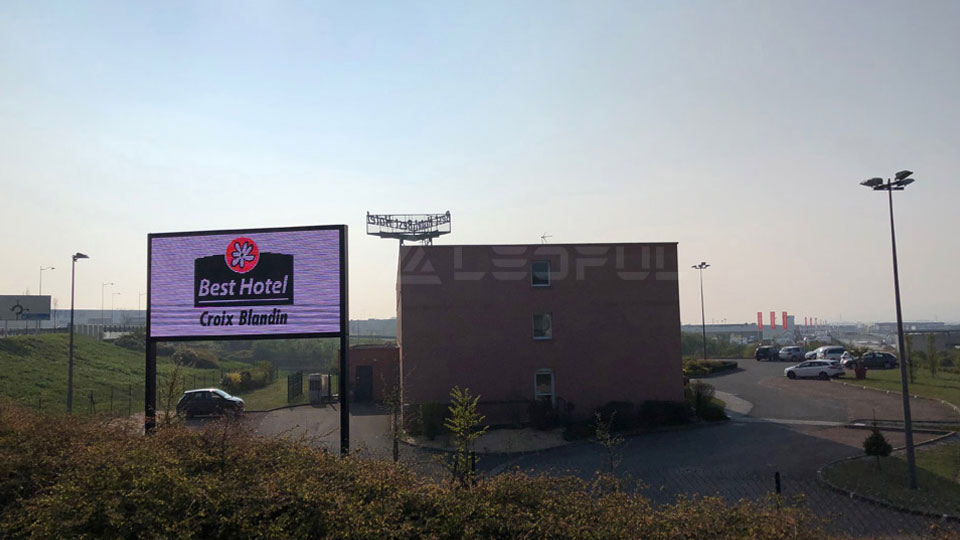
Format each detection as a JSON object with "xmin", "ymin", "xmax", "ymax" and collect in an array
[{"xmin": 149, "ymin": 227, "xmax": 342, "ymax": 338}]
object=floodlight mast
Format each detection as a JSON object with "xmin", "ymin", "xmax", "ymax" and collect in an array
[
  {"xmin": 860, "ymin": 169, "xmax": 918, "ymax": 490},
  {"xmin": 366, "ymin": 212, "xmax": 452, "ymax": 245}
]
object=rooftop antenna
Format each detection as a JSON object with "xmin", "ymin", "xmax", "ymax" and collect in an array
[
  {"xmin": 540, "ymin": 233, "xmax": 552, "ymax": 244},
  {"xmin": 366, "ymin": 211, "xmax": 451, "ymax": 246}
]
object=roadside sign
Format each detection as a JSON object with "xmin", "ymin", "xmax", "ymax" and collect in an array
[{"xmin": 0, "ymin": 295, "xmax": 51, "ymax": 321}]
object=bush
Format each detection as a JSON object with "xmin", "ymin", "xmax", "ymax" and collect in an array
[
  {"xmin": 0, "ymin": 402, "xmax": 843, "ymax": 540},
  {"xmin": 638, "ymin": 401, "xmax": 691, "ymax": 427},
  {"xmin": 595, "ymin": 401, "xmax": 635, "ymax": 431},
  {"xmin": 172, "ymin": 347, "xmax": 221, "ymax": 370},
  {"xmin": 528, "ymin": 398, "xmax": 559, "ymax": 430},
  {"xmin": 219, "ymin": 361, "xmax": 275, "ymax": 394},
  {"xmin": 682, "ymin": 360, "xmax": 738, "ymax": 378},
  {"xmin": 863, "ymin": 423, "xmax": 893, "ymax": 470},
  {"xmin": 688, "ymin": 381, "xmax": 727, "ymax": 422},
  {"xmin": 562, "ymin": 421, "xmax": 595, "ymax": 441},
  {"xmin": 417, "ymin": 401, "xmax": 447, "ymax": 440},
  {"xmin": 113, "ymin": 328, "xmax": 145, "ymax": 352}
]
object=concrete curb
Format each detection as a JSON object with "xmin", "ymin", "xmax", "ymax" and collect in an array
[
  {"xmin": 833, "ymin": 380, "xmax": 960, "ymax": 420},
  {"xmin": 816, "ymin": 432, "xmax": 959, "ymax": 522},
  {"xmin": 404, "ymin": 418, "xmax": 729, "ymax": 464},
  {"xmin": 247, "ymin": 402, "xmax": 329, "ymax": 414}
]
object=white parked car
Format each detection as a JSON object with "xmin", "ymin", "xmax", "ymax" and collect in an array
[{"xmin": 784, "ymin": 360, "xmax": 845, "ymax": 380}]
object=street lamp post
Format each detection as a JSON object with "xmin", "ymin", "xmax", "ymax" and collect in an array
[
  {"xmin": 101, "ymin": 282, "xmax": 113, "ymax": 337},
  {"xmin": 692, "ymin": 262, "xmax": 710, "ymax": 360},
  {"xmin": 38, "ymin": 266, "xmax": 55, "ymax": 331},
  {"xmin": 111, "ymin": 292, "xmax": 121, "ymax": 325},
  {"xmin": 860, "ymin": 170, "xmax": 918, "ymax": 490},
  {"xmin": 68, "ymin": 253, "xmax": 89, "ymax": 413}
]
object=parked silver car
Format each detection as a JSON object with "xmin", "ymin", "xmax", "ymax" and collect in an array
[{"xmin": 778, "ymin": 346, "xmax": 805, "ymax": 362}]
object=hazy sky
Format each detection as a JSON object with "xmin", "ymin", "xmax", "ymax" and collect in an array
[{"xmin": 2, "ymin": 1, "xmax": 958, "ymax": 324}]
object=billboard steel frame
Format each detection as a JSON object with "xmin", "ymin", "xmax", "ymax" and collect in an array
[{"xmin": 145, "ymin": 224, "xmax": 350, "ymax": 455}]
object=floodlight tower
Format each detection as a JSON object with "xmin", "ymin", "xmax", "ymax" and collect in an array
[
  {"xmin": 692, "ymin": 262, "xmax": 710, "ymax": 360},
  {"xmin": 365, "ymin": 211, "xmax": 452, "ymax": 245},
  {"xmin": 860, "ymin": 169, "xmax": 918, "ymax": 490}
]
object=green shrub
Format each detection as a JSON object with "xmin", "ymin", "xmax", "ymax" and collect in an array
[
  {"xmin": 417, "ymin": 401, "xmax": 447, "ymax": 440},
  {"xmin": 638, "ymin": 400, "xmax": 691, "ymax": 427},
  {"xmin": 595, "ymin": 401, "xmax": 635, "ymax": 431},
  {"xmin": 113, "ymin": 328, "xmax": 145, "ymax": 351},
  {"xmin": 219, "ymin": 361, "xmax": 275, "ymax": 394},
  {"xmin": 528, "ymin": 398, "xmax": 558, "ymax": 430},
  {"xmin": 562, "ymin": 421, "xmax": 595, "ymax": 441},
  {"xmin": 173, "ymin": 347, "xmax": 221, "ymax": 370},
  {"xmin": 682, "ymin": 359, "xmax": 738, "ymax": 378},
  {"xmin": 688, "ymin": 381, "xmax": 727, "ymax": 422},
  {"xmin": 863, "ymin": 422, "xmax": 893, "ymax": 470},
  {"xmin": 0, "ymin": 402, "xmax": 844, "ymax": 540}
]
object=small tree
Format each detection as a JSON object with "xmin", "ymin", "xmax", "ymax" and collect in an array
[
  {"xmin": 905, "ymin": 334, "xmax": 916, "ymax": 384},
  {"xmin": 863, "ymin": 422, "xmax": 893, "ymax": 471},
  {"xmin": 160, "ymin": 361, "xmax": 183, "ymax": 425},
  {"xmin": 594, "ymin": 411, "xmax": 624, "ymax": 476},
  {"xmin": 384, "ymin": 384, "xmax": 402, "ymax": 463},
  {"xmin": 443, "ymin": 386, "xmax": 488, "ymax": 486},
  {"xmin": 927, "ymin": 333, "xmax": 939, "ymax": 379}
]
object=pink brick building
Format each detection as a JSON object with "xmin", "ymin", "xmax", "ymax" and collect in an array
[{"xmin": 397, "ymin": 243, "xmax": 683, "ymax": 425}]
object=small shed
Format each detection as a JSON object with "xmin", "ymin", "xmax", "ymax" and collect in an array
[{"xmin": 349, "ymin": 344, "xmax": 399, "ymax": 403}]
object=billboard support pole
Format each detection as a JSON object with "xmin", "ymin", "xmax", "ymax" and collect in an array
[
  {"xmin": 340, "ymin": 226, "xmax": 350, "ymax": 456},
  {"xmin": 145, "ymin": 339, "xmax": 156, "ymax": 433}
]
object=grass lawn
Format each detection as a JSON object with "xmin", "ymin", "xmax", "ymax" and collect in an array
[
  {"xmin": 238, "ymin": 372, "xmax": 340, "ymax": 411},
  {"xmin": 823, "ymin": 440, "xmax": 960, "ymax": 516},
  {"xmin": 851, "ymin": 368, "xmax": 960, "ymax": 408},
  {"xmin": 237, "ymin": 373, "xmax": 304, "ymax": 411},
  {"xmin": 0, "ymin": 334, "xmax": 242, "ymax": 415}
]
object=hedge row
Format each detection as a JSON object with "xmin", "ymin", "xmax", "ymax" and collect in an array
[{"xmin": 3, "ymin": 403, "xmax": 957, "ymax": 539}]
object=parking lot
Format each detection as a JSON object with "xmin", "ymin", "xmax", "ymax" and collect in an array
[{"xmin": 710, "ymin": 357, "xmax": 959, "ymax": 427}]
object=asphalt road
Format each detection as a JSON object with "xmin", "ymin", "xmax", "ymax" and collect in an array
[
  {"xmin": 479, "ymin": 360, "xmax": 960, "ymax": 538},
  {"xmin": 706, "ymin": 359, "xmax": 848, "ymax": 422}
]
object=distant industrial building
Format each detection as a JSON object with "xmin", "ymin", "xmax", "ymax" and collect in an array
[
  {"xmin": 680, "ymin": 316, "xmax": 797, "ymax": 344},
  {"xmin": 396, "ymin": 243, "xmax": 684, "ymax": 425}
]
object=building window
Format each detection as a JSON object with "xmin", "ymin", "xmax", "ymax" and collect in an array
[
  {"xmin": 533, "ymin": 313, "xmax": 552, "ymax": 340},
  {"xmin": 531, "ymin": 261, "xmax": 550, "ymax": 287},
  {"xmin": 534, "ymin": 369, "xmax": 555, "ymax": 406}
]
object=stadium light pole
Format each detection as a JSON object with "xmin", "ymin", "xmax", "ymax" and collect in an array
[
  {"xmin": 860, "ymin": 170, "xmax": 918, "ymax": 490},
  {"xmin": 692, "ymin": 262, "xmax": 710, "ymax": 360},
  {"xmin": 68, "ymin": 253, "xmax": 89, "ymax": 413}
]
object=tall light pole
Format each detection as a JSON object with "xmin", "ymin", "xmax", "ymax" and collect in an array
[
  {"xmin": 692, "ymin": 262, "xmax": 710, "ymax": 360},
  {"xmin": 861, "ymin": 170, "xmax": 918, "ymax": 490},
  {"xmin": 111, "ymin": 292, "xmax": 121, "ymax": 325},
  {"xmin": 39, "ymin": 266, "xmax": 55, "ymax": 330},
  {"xmin": 68, "ymin": 252, "xmax": 89, "ymax": 413},
  {"xmin": 101, "ymin": 282, "xmax": 113, "ymax": 332}
]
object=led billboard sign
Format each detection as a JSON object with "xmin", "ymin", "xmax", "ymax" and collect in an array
[{"xmin": 148, "ymin": 226, "xmax": 345, "ymax": 339}]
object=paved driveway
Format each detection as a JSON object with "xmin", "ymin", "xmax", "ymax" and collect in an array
[
  {"xmin": 242, "ymin": 402, "xmax": 396, "ymax": 457},
  {"xmin": 708, "ymin": 359, "xmax": 959, "ymax": 425},
  {"xmin": 482, "ymin": 361, "xmax": 960, "ymax": 539}
]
